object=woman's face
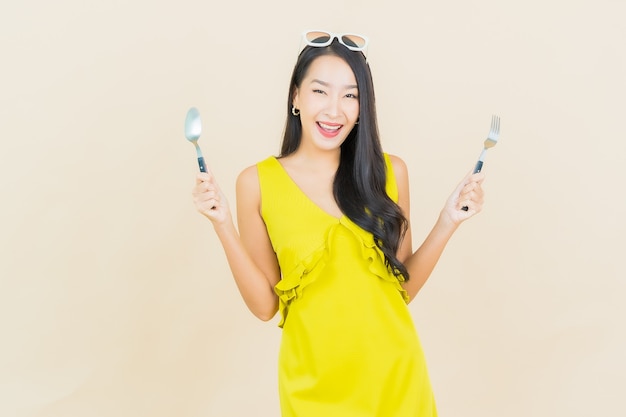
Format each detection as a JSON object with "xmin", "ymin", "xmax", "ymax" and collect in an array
[{"xmin": 292, "ymin": 55, "xmax": 360, "ymax": 153}]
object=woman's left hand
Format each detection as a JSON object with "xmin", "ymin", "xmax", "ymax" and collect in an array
[{"xmin": 441, "ymin": 171, "xmax": 486, "ymax": 225}]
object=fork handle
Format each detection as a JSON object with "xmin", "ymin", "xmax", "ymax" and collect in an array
[
  {"xmin": 473, "ymin": 160, "xmax": 483, "ymax": 174},
  {"xmin": 461, "ymin": 160, "xmax": 484, "ymax": 211}
]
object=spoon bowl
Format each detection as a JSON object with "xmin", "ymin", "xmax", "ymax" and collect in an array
[{"xmin": 184, "ymin": 107, "xmax": 206, "ymax": 172}]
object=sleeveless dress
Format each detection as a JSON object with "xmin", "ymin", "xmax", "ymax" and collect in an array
[{"xmin": 257, "ymin": 154, "xmax": 437, "ymax": 417}]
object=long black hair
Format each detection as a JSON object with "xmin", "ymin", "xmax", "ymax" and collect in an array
[{"xmin": 279, "ymin": 39, "xmax": 409, "ymax": 281}]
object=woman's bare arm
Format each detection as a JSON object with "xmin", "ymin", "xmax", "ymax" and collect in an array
[
  {"xmin": 193, "ymin": 166, "xmax": 280, "ymax": 320},
  {"xmin": 391, "ymin": 155, "xmax": 485, "ymax": 301}
]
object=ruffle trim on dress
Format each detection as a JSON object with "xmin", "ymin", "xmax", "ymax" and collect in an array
[
  {"xmin": 274, "ymin": 218, "xmax": 409, "ymax": 328},
  {"xmin": 339, "ymin": 217, "xmax": 409, "ymax": 302}
]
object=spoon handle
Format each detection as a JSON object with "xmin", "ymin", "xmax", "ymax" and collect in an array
[{"xmin": 197, "ymin": 157, "xmax": 207, "ymax": 173}]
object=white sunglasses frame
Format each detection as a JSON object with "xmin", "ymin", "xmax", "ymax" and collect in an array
[{"xmin": 301, "ymin": 30, "xmax": 369, "ymax": 55}]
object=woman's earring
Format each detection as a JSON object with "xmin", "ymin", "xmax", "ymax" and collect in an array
[
  {"xmin": 291, "ymin": 106, "xmax": 300, "ymax": 116},
  {"xmin": 355, "ymin": 118, "xmax": 359, "ymax": 125}
]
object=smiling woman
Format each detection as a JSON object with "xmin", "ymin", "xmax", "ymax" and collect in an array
[
  {"xmin": 292, "ymin": 56, "xmax": 360, "ymax": 148},
  {"xmin": 191, "ymin": 31, "xmax": 486, "ymax": 417}
]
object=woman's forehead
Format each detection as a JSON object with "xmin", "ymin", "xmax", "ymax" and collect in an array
[{"xmin": 304, "ymin": 55, "xmax": 357, "ymax": 87}]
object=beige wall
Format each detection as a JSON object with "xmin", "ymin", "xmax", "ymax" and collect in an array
[{"xmin": 1, "ymin": 1, "xmax": 624, "ymax": 416}]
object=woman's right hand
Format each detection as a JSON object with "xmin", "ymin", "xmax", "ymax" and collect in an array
[{"xmin": 192, "ymin": 169, "xmax": 231, "ymax": 226}]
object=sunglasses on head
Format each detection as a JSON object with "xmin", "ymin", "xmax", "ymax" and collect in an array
[{"xmin": 302, "ymin": 30, "xmax": 369, "ymax": 54}]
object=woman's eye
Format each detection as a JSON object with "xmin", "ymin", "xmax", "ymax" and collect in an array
[
  {"xmin": 346, "ymin": 93, "xmax": 358, "ymax": 99},
  {"xmin": 313, "ymin": 89, "xmax": 326, "ymax": 94}
]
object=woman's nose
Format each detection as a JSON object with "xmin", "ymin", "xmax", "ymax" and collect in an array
[{"xmin": 324, "ymin": 97, "xmax": 341, "ymax": 117}]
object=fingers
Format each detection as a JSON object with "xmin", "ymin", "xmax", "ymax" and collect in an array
[
  {"xmin": 193, "ymin": 169, "xmax": 221, "ymax": 193},
  {"xmin": 457, "ymin": 173, "xmax": 485, "ymax": 211},
  {"xmin": 195, "ymin": 169, "xmax": 215, "ymax": 185},
  {"xmin": 443, "ymin": 171, "xmax": 487, "ymax": 224},
  {"xmin": 192, "ymin": 170, "xmax": 223, "ymax": 214},
  {"xmin": 193, "ymin": 185, "xmax": 220, "ymax": 208}
]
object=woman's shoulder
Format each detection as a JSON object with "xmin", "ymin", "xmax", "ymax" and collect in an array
[
  {"xmin": 385, "ymin": 153, "xmax": 408, "ymax": 180},
  {"xmin": 236, "ymin": 165, "xmax": 258, "ymax": 198},
  {"xmin": 237, "ymin": 163, "xmax": 258, "ymax": 181},
  {"xmin": 236, "ymin": 155, "xmax": 278, "ymax": 191}
]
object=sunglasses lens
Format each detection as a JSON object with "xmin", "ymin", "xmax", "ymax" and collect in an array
[
  {"xmin": 305, "ymin": 31, "xmax": 332, "ymax": 45},
  {"xmin": 341, "ymin": 34, "xmax": 367, "ymax": 49}
]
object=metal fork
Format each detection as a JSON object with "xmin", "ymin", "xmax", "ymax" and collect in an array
[{"xmin": 462, "ymin": 115, "xmax": 500, "ymax": 211}]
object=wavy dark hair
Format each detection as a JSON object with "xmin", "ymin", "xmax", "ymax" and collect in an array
[{"xmin": 279, "ymin": 39, "xmax": 410, "ymax": 281}]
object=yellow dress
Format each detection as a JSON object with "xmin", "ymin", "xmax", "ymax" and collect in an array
[{"xmin": 257, "ymin": 154, "xmax": 437, "ymax": 417}]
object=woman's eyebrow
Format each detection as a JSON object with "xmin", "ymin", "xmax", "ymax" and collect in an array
[{"xmin": 311, "ymin": 79, "xmax": 358, "ymax": 90}]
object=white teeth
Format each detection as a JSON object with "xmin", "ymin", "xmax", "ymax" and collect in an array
[{"xmin": 318, "ymin": 122, "xmax": 341, "ymax": 131}]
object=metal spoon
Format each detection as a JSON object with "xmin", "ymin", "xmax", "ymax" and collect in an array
[{"xmin": 184, "ymin": 107, "xmax": 206, "ymax": 172}]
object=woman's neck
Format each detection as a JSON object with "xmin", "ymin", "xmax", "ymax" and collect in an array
[{"xmin": 287, "ymin": 145, "xmax": 341, "ymax": 173}]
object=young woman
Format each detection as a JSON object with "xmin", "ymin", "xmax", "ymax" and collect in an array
[{"xmin": 192, "ymin": 31, "xmax": 485, "ymax": 417}]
